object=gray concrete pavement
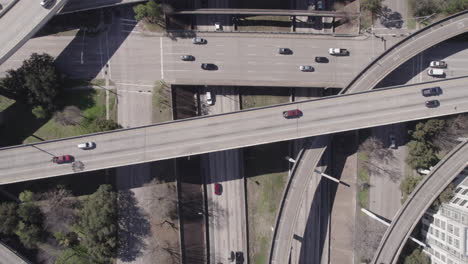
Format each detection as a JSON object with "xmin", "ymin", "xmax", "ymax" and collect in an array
[
  {"xmin": 346, "ymin": 10, "xmax": 468, "ymax": 93},
  {"xmin": 0, "ymin": 0, "xmax": 69, "ymax": 65},
  {"xmin": 60, "ymin": 0, "xmax": 146, "ymax": 14},
  {"xmin": 0, "ymin": 243, "xmax": 29, "ymax": 264},
  {"xmin": 2, "ymin": 78, "xmax": 468, "ymax": 184},
  {"xmin": 372, "ymin": 141, "xmax": 468, "ymax": 264},
  {"xmin": 163, "ymin": 33, "xmax": 378, "ymax": 88},
  {"xmin": 202, "ymin": 86, "xmax": 247, "ymax": 264}
]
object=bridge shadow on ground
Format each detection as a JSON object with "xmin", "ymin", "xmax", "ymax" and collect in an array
[{"xmin": 376, "ymin": 33, "xmax": 468, "ymax": 88}]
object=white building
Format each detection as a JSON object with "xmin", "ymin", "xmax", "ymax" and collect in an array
[{"xmin": 420, "ymin": 170, "xmax": 468, "ymax": 264}]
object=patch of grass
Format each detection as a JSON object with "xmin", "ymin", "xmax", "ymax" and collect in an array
[
  {"xmin": 241, "ymin": 87, "xmax": 290, "ymax": 109},
  {"xmin": 152, "ymin": 80, "xmax": 172, "ymax": 123},
  {"xmin": 23, "ymin": 89, "xmax": 110, "ymax": 143},
  {"xmin": 143, "ymin": 21, "xmax": 166, "ymax": 32},
  {"xmin": 245, "ymin": 142, "xmax": 289, "ymax": 264},
  {"xmin": 360, "ymin": 9, "xmax": 373, "ymax": 32},
  {"xmin": 90, "ymin": 79, "xmax": 106, "ymax": 87},
  {"xmin": 357, "ymin": 151, "xmax": 370, "ymax": 208},
  {"xmin": 0, "ymin": 96, "xmax": 15, "ymax": 112}
]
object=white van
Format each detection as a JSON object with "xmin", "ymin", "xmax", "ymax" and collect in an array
[
  {"xmin": 427, "ymin": 68, "xmax": 444, "ymax": 76},
  {"xmin": 206, "ymin": 92, "xmax": 214, "ymax": 105}
]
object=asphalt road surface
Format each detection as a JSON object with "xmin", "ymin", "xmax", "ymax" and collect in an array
[
  {"xmin": 372, "ymin": 141, "xmax": 468, "ymax": 264},
  {"xmin": 202, "ymin": 87, "xmax": 248, "ymax": 264},
  {"xmin": 1, "ymin": 78, "xmax": 468, "ymax": 184}
]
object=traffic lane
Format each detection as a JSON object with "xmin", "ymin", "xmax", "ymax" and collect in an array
[
  {"xmin": 2, "ymin": 80, "xmax": 467, "ymax": 184},
  {"xmin": 347, "ymin": 13, "xmax": 468, "ymax": 92},
  {"xmin": 373, "ymin": 142, "xmax": 468, "ymax": 263}
]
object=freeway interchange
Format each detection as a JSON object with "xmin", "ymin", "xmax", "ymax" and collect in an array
[{"xmin": 2, "ymin": 2, "xmax": 468, "ymax": 264}]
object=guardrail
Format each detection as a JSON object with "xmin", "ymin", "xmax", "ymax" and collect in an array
[
  {"xmin": 166, "ymin": 29, "xmax": 360, "ymax": 37},
  {"xmin": 0, "ymin": 0, "xmax": 19, "ymax": 19},
  {"xmin": 372, "ymin": 140, "xmax": 468, "ymax": 263},
  {"xmin": 343, "ymin": 9, "xmax": 468, "ymax": 94}
]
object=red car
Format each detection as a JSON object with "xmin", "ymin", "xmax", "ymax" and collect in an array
[
  {"xmin": 52, "ymin": 155, "xmax": 74, "ymax": 164},
  {"xmin": 214, "ymin": 183, "xmax": 223, "ymax": 195},
  {"xmin": 283, "ymin": 109, "xmax": 302, "ymax": 119}
]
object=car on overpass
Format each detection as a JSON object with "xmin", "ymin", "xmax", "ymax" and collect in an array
[
  {"xmin": 329, "ymin": 48, "xmax": 349, "ymax": 56},
  {"xmin": 429, "ymin": 60, "xmax": 447, "ymax": 68},
  {"xmin": 278, "ymin": 48, "xmax": 292, "ymax": 55},
  {"xmin": 299, "ymin": 65, "xmax": 314, "ymax": 72},
  {"xmin": 421, "ymin": 87, "xmax": 442, "ymax": 97},
  {"xmin": 52, "ymin": 155, "xmax": 74, "ymax": 164},
  {"xmin": 283, "ymin": 109, "xmax": 302, "ymax": 119},
  {"xmin": 425, "ymin": 100, "xmax": 440, "ymax": 108},
  {"xmin": 192, "ymin": 37, "xmax": 207, "ymax": 44},
  {"xmin": 77, "ymin": 142, "xmax": 96, "ymax": 150}
]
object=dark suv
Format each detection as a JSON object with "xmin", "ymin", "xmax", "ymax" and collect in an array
[
  {"xmin": 425, "ymin": 100, "xmax": 440, "ymax": 108},
  {"xmin": 278, "ymin": 48, "xmax": 292, "ymax": 55},
  {"xmin": 201, "ymin": 63, "xmax": 218, "ymax": 70},
  {"xmin": 235, "ymin": 252, "xmax": 244, "ymax": 264},
  {"xmin": 421, "ymin": 87, "xmax": 442, "ymax": 97}
]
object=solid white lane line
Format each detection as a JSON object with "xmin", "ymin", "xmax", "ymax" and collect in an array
[{"xmin": 160, "ymin": 37, "xmax": 164, "ymax": 79}]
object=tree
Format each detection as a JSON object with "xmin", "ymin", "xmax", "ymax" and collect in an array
[
  {"xmin": 406, "ymin": 140, "xmax": 439, "ymax": 169},
  {"xmin": 0, "ymin": 53, "xmax": 63, "ymax": 112},
  {"xmin": 404, "ymin": 248, "xmax": 430, "ymax": 264},
  {"xmin": 410, "ymin": 119, "xmax": 445, "ymax": 142},
  {"xmin": 0, "ymin": 202, "xmax": 18, "ymax": 235},
  {"xmin": 133, "ymin": 0, "xmax": 163, "ymax": 24},
  {"xmin": 14, "ymin": 200, "xmax": 44, "ymax": 249},
  {"xmin": 19, "ymin": 190, "xmax": 35, "ymax": 203},
  {"xmin": 409, "ymin": 0, "xmax": 442, "ymax": 17},
  {"xmin": 444, "ymin": 0, "xmax": 468, "ymax": 14},
  {"xmin": 400, "ymin": 174, "xmax": 424, "ymax": 202},
  {"xmin": 55, "ymin": 245, "xmax": 90, "ymax": 264},
  {"xmin": 90, "ymin": 118, "xmax": 121, "ymax": 132},
  {"xmin": 15, "ymin": 221, "xmax": 42, "ymax": 249},
  {"xmin": 362, "ymin": 0, "xmax": 383, "ymax": 17},
  {"xmin": 75, "ymin": 185, "xmax": 118, "ymax": 263},
  {"xmin": 433, "ymin": 183, "xmax": 455, "ymax": 208}
]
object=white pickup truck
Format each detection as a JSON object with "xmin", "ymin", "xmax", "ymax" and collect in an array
[{"xmin": 328, "ymin": 48, "xmax": 349, "ymax": 56}]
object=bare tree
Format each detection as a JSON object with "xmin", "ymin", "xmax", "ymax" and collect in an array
[
  {"xmin": 54, "ymin": 106, "xmax": 82, "ymax": 126},
  {"xmin": 434, "ymin": 114, "xmax": 468, "ymax": 152},
  {"xmin": 355, "ymin": 214, "xmax": 387, "ymax": 262},
  {"xmin": 37, "ymin": 188, "xmax": 78, "ymax": 232}
]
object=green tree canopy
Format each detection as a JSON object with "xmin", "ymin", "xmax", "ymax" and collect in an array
[
  {"xmin": 133, "ymin": 0, "xmax": 163, "ymax": 24},
  {"xmin": 433, "ymin": 183, "xmax": 455, "ymax": 208},
  {"xmin": 0, "ymin": 53, "xmax": 63, "ymax": 112},
  {"xmin": 75, "ymin": 184, "xmax": 118, "ymax": 263},
  {"xmin": 362, "ymin": 0, "xmax": 383, "ymax": 15},
  {"xmin": 410, "ymin": 119, "xmax": 445, "ymax": 141},
  {"xmin": 15, "ymin": 202, "xmax": 44, "ymax": 248},
  {"xmin": 406, "ymin": 140, "xmax": 439, "ymax": 169},
  {"xmin": 400, "ymin": 174, "xmax": 424, "ymax": 202},
  {"xmin": 55, "ymin": 246, "xmax": 90, "ymax": 264},
  {"xmin": 91, "ymin": 118, "xmax": 121, "ymax": 132},
  {"xmin": 0, "ymin": 202, "xmax": 18, "ymax": 235},
  {"xmin": 404, "ymin": 248, "xmax": 430, "ymax": 264}
]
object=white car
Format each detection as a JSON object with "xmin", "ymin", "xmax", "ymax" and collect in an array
[
  {"xmin": 429, "ymin": 61, "xmax": 447, "ymax": 68},
  {"xmin": 40, "ymin": 0, "xmax": 52, "ymax": 7},
  {"xmin": 77, "ymin": 142, "xmax": 96, "ymax": 150},
  {"xmin": 206, "ymin": 92, "xmax": 214, "ymax": 105},
  {"xmin": 299, "ymin": 65, "xmax": 314, "ymax": 72},
  {"xmin": 328, "ymin": 48, "xmax": 349, "ymax": 56},
  {"xmin": 427, "ymin": 68, "xmax": 444, "ymax": 76}
]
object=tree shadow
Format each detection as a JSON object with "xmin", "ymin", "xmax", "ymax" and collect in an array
[{"xmin": 117, "ymin": 189, "xmax": 151, "ymax": 262}]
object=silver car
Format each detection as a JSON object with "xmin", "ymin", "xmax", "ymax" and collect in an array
[
  {"xmin": 299, "ymin": 65, "xmax": 314, "ymax": 72},
  {"xmin": 77, "ymin": 142, "xmax": 96, "ymax": 150},
  {"xmin": 192, "ymin": 37, "xmax": 207, "ymax": 44}
]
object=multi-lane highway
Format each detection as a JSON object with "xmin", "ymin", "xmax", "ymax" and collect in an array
[
  {"xmin": 345, "ymin": 10, "xmax": 468, "ymax": 93},
  {"xmin": 203, "ymin": 87, "xmax": 248, "ymax": 264},
  {"xmin": 163, "ymin": 34, "xmax": 377, "ymax": 88},
  {"xmin": 1, "ymin": 78, "xmax": 468, "ymax": 184},
  {"xmin": 0, "ymin": 0, "xmax": 69, "ymax": 65},
  {"xmin": 372, "ymin": 140, "xmax": 468, "ymax": 264}
]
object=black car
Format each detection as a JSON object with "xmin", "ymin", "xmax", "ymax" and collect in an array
[
  {"xmin": 235, "ymin": 252, "xmax": 244, "ymax": 264},
  {"xmin": 201, "ymin": 63, "xmax": 218, "ymax": 70},
  {"xmin": 421, "ymin": 87, "xmax": 442, "ymax": 97},
  {"xmin": 181, "ymin": 55, "xmax": 195, "ymax": 61},
  {"xmin": 425, "ymin": 100, "xmax": 440, "ymax": 108},
  {"xmin": 315, "ymin": 56, "xmax": 329, "ymax": 63},
  {"xmin": 278, "ymin": 48, "xmax": 292, "ymax": 55}
]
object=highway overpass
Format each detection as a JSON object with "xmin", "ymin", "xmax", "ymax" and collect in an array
[
  {"xmin": 0, "ymin": 0, "xmax": 70, "ymax": 65},
  {"xmin": 171, "ymin": 8, "xmax": 357, "ymax": 18},
  {"xmin": 0, "ymin": 242, "xmax": 30, "ymax": 264},
  {"xmin": 372, "ymin": 140, "xmax": 468, "ymax": 264},
  {"xmin": 60, "ymin": 0, "xmax": 146, "ymax": 14},
  {"xmin": 1, "ymin": 77, "xmax": 468, "ymax": 185},
  {"xmin": 345, "ymin": 10, "xmax": 468, "ymax": 93}
]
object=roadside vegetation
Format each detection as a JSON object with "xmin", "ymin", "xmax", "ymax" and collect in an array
[
  {"xmin": 0, "ymin": 185, "xmax": 118, "ymax": 263},
  {"xmin": 240, "ymin": 87, "xmax": 290, "ymax": 109},
  {"xmin": 133, "ymin": 0, "xmax": 166, "ymax": 32},
  {"xmin": 399, "ymin": 116, "xmax": 468, "ymax": 205},
  {"xmin": 245, "ymin": 142, "xmax": 289, "ymax": 264},
  {"xmin": 152, "ymin": 80, "xmax": 172, "ymax": 123},
  {"xmin": 410, "ymin": 0, "xmax": 468, "ymax": 18},
  {"xmin": 403, "ymin": 248, "xmax": 431, "ymax": 264},
  {"xmin": 0, "ymin": 53, "xmax": 120, "ymax": 146}
]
